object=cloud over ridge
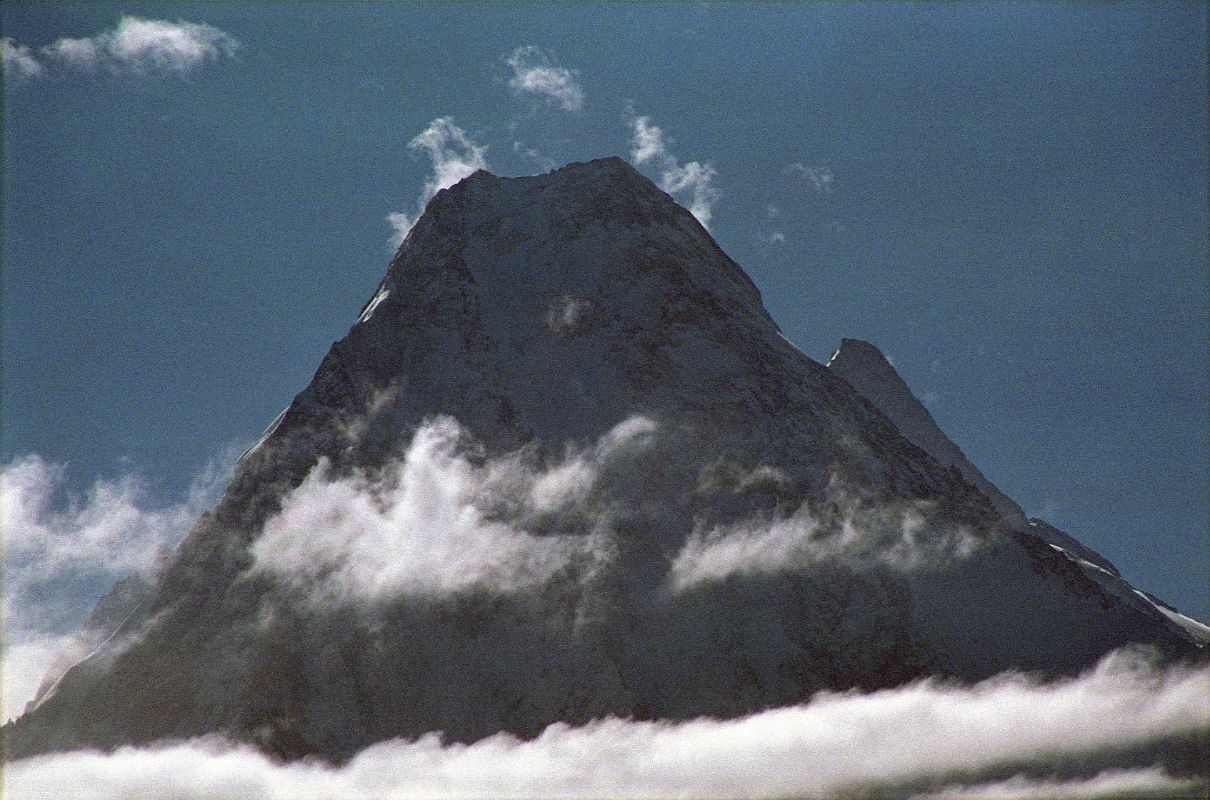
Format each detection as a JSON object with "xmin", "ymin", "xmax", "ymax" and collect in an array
[
  {"xmin": 627, "ymin": 112, "xmax": 719, "ymax": 228},
  {"xmin": 1, "ymin": 451, "xmax": 235, "ymax": 723},
  {"xmin": 669, "ymin": 494, "xmax": 979, "ymax": 591},
  {"xmin": 387, "ymin": 118, "xmax": 489, "ymax": 246}
]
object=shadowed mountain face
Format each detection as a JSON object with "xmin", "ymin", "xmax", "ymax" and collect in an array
[{"xmin": 4, "ymin": 158, "xmax": 1199, "ymax": 762}]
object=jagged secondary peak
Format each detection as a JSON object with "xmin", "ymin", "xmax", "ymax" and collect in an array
[
  {"xmin": 827, "ymin": 338, "xmax": 1027, "ymax": 525},
  {"xmin": 825, "ymin": 338, "xmax": 1161, "ymax": 599},
  {"xmin": 824, "ymin": 336, "xmax": 1210, "ymax": 646}
]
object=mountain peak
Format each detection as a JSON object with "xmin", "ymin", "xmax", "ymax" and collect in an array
[
  {"xmin": 826, "ymin": 337, "xmax": 1129, "ymax": 578},
  {"xmin": 375, "ymin": 155, "xmax": 772, "ymax": 370},
  {"xmin": 828, "ymin": 337, "xmax": 1026, "ymax": 525},
  {"xmin": 828, "ymin": 338, "xmax": 895, "ymax": 372},
  {"xmin": 6, "ymin": 159, "xmax": 1197, "ymax": 764}
]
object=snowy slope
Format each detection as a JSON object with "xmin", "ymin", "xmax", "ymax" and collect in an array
[{"xmin": 5, "ymin": 158, "xmax": 1199, "ymax": 762}]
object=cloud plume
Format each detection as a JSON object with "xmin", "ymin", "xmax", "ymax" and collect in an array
[
  {"xmin": 387, "ymin": 118, "xmax": 489, "ymax": 246},
  {"xmin": 669, "ymin": 492, "xmax": 979, "ymax": 591},
  {"xmin": 627, "ymin": 112, "xmax": 719, "ymax": 228},
  {"xmin": 505, "ymin": 46, "xmax": 585, "ymax": 112},
  {"xmin": 252, "ymin": 416, "xmax": 655, "ymax": 605},
  {"xmin": 6, "ymin": 648, "xmax": 1206, "ymax": 799}
]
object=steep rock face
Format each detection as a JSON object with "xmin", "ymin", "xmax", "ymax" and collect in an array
[
  {"xmin": 4, "ymin": 158, "xmax": 1197, "ymax": 761},
  {"xmin": 827, "ymin": 337, "xmax": 1207, "ymax": 645}
]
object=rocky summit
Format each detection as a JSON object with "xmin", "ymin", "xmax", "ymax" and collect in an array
[{"xmin": 5, "ymin": 157, "xmax": 1201, "ymax": 762}]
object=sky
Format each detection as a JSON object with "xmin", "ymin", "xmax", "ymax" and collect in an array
[{"xmin": 2, "ymin": 0, "xmax": 1206, "ymax": 645}]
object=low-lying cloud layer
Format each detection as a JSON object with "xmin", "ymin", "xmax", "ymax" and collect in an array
[
  {"xmin": 7, "ymin": 649, "xmax": 1206, "ymax": 799},
  {"xmin": 3, "ymin": 16, "xmax": 239, "ymax": 78}
]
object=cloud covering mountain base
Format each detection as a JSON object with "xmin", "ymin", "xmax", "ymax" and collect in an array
[{"xmin": 6, "ymin": 648, "xmax": 1206, "ymax": 799}]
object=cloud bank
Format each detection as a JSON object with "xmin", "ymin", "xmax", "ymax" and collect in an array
[
  {"xmin": 505, "ymin": 46, "xmax": 585, "ymax": 112},
  {"xmin": 627, "ymin": 112, "xmax": 719, "ymax": 228},
  {"xmin": 387, "ymin": 118, "xmax": 489, "ymax": 246},
  {"xmin": 252, "ymin": 416, "xmax": 654, "ymax": 605},
  {"xmin": 4, "ymin": 16, "xmax": 239, "ymax": 78},
  {"xmin": 6, "ymin": 649, "xmax": 1206, "ymax": 799},
  {"xmin": 1, "ymin": 452, "xmax": 234, "ymax": 722}
]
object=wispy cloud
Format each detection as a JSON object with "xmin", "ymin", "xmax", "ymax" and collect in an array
[
  {"xmin": 669, "ymin": 487, "xmax": 979, "ymax": 591},
  {"xmin": 0, "ymin": 451, "xmax": 236, "ymax": 722},
  {"xmin": 627, "ymin": 111, "xmax": 719, "ymax": 228},
  {"xmin": 504, "ymin": 46, "xmax": 585, "ymax": 112},
  {"xmin": 2, "ymin": 38, "xmax": 45, "ymax": 79},
  {"xmin": 252, "ymin": 416, "xmax": 654, "ymax": 605},
  {"xmin": 788, "ymin": 161, "xmax": 834, "ymax": 195},
  {"xmin": 6, "ymin": 16, "xmax": 240, "ymax": 78},
  {"xmin": 386, "ymin": 118, "xmax": 489, "ymax": 247},
  {"xmin": 6, "ymin": 649, "xmax": 1206, "ymax": 799}
]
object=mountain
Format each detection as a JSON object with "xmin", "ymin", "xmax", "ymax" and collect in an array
[
  {"xmin": 4, "ymin": 157, "xmax": 1201, "ymax": 762},
  {"xmin": 827, "ymin": 338, "xmax": 1210, "ymax": 646}
]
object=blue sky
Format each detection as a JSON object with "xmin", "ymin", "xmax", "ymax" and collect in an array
[{"xmin": 3, "ymin": 1, "xmax": 1207, "ymax": 625}]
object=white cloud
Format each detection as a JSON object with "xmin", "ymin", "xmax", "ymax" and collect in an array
[
  {"xmin": 768, "ymin": 231, "xmax": 786, "ymax": 244},
  {"xmin": 6, "ymin": 649, "xmax": 1207, "ymax": 799},
  {"xmin": 2, "ymin": 38, "xmax": 45, "ymax": 78},
  {"xmin": 35, "ymin": 16, "xmax": 239, "ymax": 74},
  {"xmin": 788, "ymin": 161, "xmax": 834, "ymax": 195},
  {"xmin": 0, "ymin": 451, "xmax": 235, "ymax": 722},
  {"xmin": 505, "ymin": 46, "xmax": 585, "ymax": 112},
  {"xmin": 627, "ymin": 112, "xmax": 719, "ymax": 228},
  {"xmin": 911, "ymin": 768, "xmax": 1203, "ymax": 800},
  {"xmin": 385, "ymin": 211, "xmax": 420, "ymax": 249},
  {"xmin": 252, "ymin": 416, "xmax": 654, "ymax": 605},
  {"xmin": 38, "ymin": 37, "xmax": 101, "ymax": 70},
  {"xmin": 629, "ymin": 115, "xmax": 666, "ymax": 165},
  {"xmin": 669, "ymin": 491, "xmax": 979, "ymax": 591},
  {"xmin": 2, "ymin": 632, "xmax": 80, "ymax": 729},
  {"xmin": 387, "ymin": 118, "xmax": 489, "ymax": 247}
]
